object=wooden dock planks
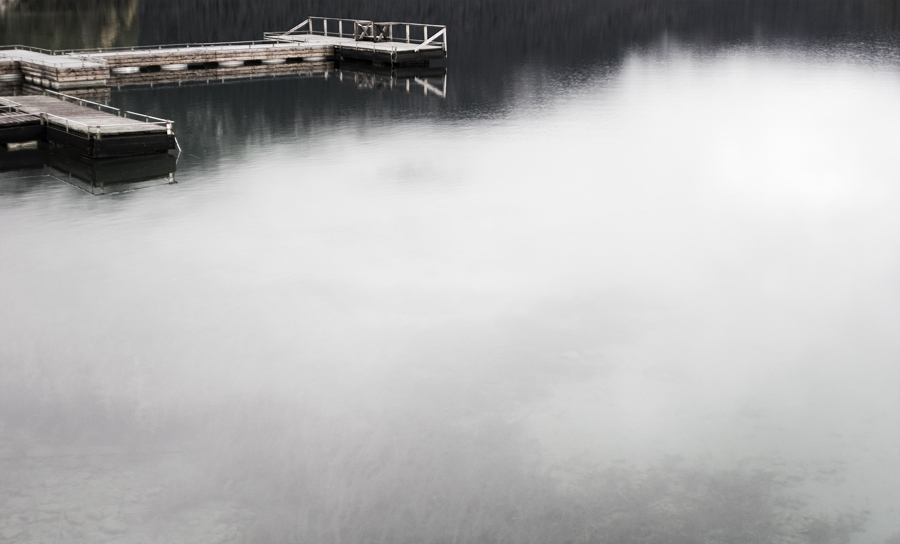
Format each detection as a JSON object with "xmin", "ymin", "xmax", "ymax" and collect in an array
[
  {"xmin": 0, "ymin": 94, "xmax": 175, "ymax": 158},
  {"xmin": 0, "ymin": 111, "xmax": 40, "ymax": 127},
  {"xmin": 0, "ymin": 109, "xmax": 43, "ymax": 143},
  {"xmin": 89, "ymin": 43, "xmax": 333, "ymax": 68},
  {"xmin": 1, "ymin": 96, "xmax": 167, "ymax": 137}
]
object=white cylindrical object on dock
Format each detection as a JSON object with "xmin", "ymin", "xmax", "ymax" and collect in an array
[
  {"xmin": 303, "ymin": 56, "xmax": 327, "ymax": 62},
  {"xmin": 161, "ymin": 64, "xmax": 188, "ymax": 71},
  {"xmin": 262, "ymin": 58, "xmax": 286, "ymax": 65},
  {"xmin": 218, "ymin": 61, "xmax": 244, "ymax": 68},
  {"xmin": 0, "ymin": 73, "xmax": 24, "ymax": 81},
  {"xmin": 111, "ymin": 66, "xmax": 140, "ymax": 75}
]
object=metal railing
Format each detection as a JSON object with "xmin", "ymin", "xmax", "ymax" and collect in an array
[
  {"xmin": 0, "ymin": 45, "xmax": 57, "ymax": 55},
  {"xmin": 265, "ymin": 17, "xmax": 447, "ymax": 52},
  {"xmin": 1, "ymin": 45, "xmax": 108, "ymax": 65},
  {"xmin": 1, "ymin": 41, "xmax": 306, "ymax": 58},
  {"xmin": 55, "ymin": 40, "xmax": 305, "ymax": 56}
]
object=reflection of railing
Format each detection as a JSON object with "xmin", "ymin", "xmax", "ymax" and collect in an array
[
  {"xmin": 336, "ymin": 64, "xmax": 448, "ymax": 99},
  {"xmin": 413, "ymin": 77, "xmax": 446, "ymax": 98},
  {"xmin": 265, "ymin": 16, "xmax": 448, "ymax": 52}
]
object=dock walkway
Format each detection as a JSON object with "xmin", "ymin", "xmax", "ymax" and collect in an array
[
  {"xmin": 0, "ymin": 16, "xmax": 447, "ymax": 91},
  {"xmin": 0, "ymin": 91, "xmax": 175, "ymax": 158},
  {"xmin": 2, "ymin": 95, "xmax": 168, "ymax": 137}
]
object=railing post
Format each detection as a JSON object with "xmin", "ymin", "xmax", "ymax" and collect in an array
[
  {"xmin": 339, "ymin": 20, "xmax": 343, "ymax": 37},
  {"xmin": 424, "ymin": 26, "xmax": 428, "ymax": 43},
  {"xmin": 406, "ymin": 25, "xmax": 410, "ymax": 44}
]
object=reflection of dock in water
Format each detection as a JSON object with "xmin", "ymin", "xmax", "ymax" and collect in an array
[
  {"xmin": 337, "ymin": 62, "xmax": 447, "ymax": 98},
  {"xmin": 3, "ymin": 60, "xmax": 448, "ymax": 97},
  {"xmin": 110, "ymin": 61, "xmax": 334, "ymax": 88},
  {"xmin": 1, "ymin": 145, "xmax": 177, "ymax": 195}
]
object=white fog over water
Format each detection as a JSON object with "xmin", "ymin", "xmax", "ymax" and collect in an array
[{"xmin": 2, "ymin": 6, "xmax": 899, "ymax": 544}]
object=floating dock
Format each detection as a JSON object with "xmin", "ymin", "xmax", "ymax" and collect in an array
[
  {"xmin": 0, "ymin": 91, "xmax": 176, "ymax": 158},
  {"xmin": 0, "ymin": 17, "xmax": 447, "ymax": 91}
]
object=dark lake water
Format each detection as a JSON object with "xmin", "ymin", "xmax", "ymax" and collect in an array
[{"xmin": 1, "ymin": 1, "xmax": 899, "ymax": 543}]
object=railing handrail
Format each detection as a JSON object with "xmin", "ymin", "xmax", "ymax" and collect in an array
[
  {"xmin": 266, "ymin": 17, "xmax": 447, "ymax": 50},
  {"xmin": 415, "ymin": 27, "xmax": 446, "ymax": 52},
  {"xmin": 279, "ymin": 18, "xmax": 309, "ymax": 37},
  {"xmin": 0, "ymin": 45, "xmax": 55, "ymax": 54},
  {"xmin": 52, "ymin": 40, "xmax": 295, "ymax": 55},
  {"xmin": 307, "ymin": 16, "xmax": 445, "ymax": 29}
]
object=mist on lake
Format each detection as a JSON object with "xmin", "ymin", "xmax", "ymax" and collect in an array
[{"xmin": 1, "ymin": 1, "xmax": 899, "ymax": 543}]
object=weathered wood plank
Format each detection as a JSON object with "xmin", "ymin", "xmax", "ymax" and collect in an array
[{"xmin": 1, "ymin": 96, "xmax": 168, "ymax": 137}]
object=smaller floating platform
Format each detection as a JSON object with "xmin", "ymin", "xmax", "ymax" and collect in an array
[{"xmin": 0, "ymin": 91, "xmax": 176, "ymax": 158}]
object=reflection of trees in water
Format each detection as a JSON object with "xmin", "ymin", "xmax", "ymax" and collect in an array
[
  {"xmin": 0, "ymin": 0, "xmax": 139, "ymax": 49},
  {"xmin": 0, "ymin": 0, "xmax": 21, "ymax": 16},
  {"xmin": 107, "ymin": 75, "xmax": 446, "ymax": 166}
]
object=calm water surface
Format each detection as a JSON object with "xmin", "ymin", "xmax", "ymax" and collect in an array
[{"xmin": 1, "ymin": 1, "xmax": 899, "ymax": 543}]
